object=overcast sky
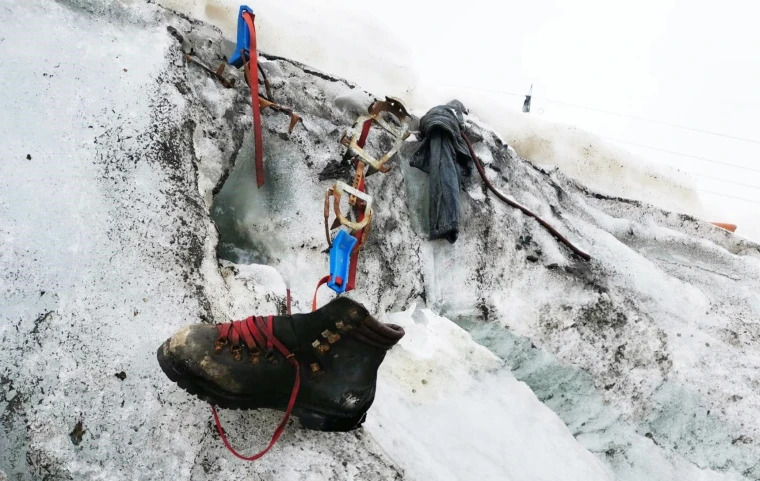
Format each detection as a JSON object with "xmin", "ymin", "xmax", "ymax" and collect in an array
[{"xmin": 163, "ymin": 0, "xmax": 759, "ymax": 239}]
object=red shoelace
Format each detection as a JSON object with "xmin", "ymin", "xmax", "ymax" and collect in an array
[{"xmin": 210, "ymin": 314, "xmax": 300, "ymax": 461}]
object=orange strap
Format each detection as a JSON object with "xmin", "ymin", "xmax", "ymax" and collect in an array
[
  {"xmin": 241, "ymin": 12, "xmax": 264, "ymax": 188},
  {"xmin": 711, "ymin": 222, "xmax": 737, "ymax": 232}
]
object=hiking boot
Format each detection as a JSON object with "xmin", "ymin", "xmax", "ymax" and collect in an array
[{"xmin": 156, "ymin": 297, "xmax": 404, "ymax": 432}]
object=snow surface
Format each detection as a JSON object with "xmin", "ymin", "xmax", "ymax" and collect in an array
[
  {"xmin": 2, "ymin": 1, "xmax": 760, "ymax": 480},
  {"xmin": 368, "ymin": 306, "xmax": 612, "ymax": 481}
]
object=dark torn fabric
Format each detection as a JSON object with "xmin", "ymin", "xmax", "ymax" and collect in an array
[{"xmin": 410, "ymin": 100, "xmax": 472, "ymax": 243}]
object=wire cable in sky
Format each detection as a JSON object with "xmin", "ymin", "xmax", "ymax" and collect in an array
[
  {"xmin": 443, "ymin": 83, "xmax": 760, "ymax": 145},
  {"xmin": 696, "ymin": 189, "xmax": 760, "ymax": 206},
  {"xmin": 441, "ymin": 82, "xmax": 760, "ymax": 198},
  {"xmin": 542, "ymin": 98, "xmax": 760, "ymax": 146},
  {"xmin": 605, "ymin": 138, "xmax": 760, "ymax": 174},
  {"xmin": 685, "ymin": 172, "xmax": 760, "ymax": 191}
]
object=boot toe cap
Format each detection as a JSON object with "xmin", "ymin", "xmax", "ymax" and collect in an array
[
  {"xmin": 167, "ymin": 324, "xmax": 218, "ymax": 362},
  {"xmin": 158, "ymin": 324, "xmax": 243, "ymax": 392}
]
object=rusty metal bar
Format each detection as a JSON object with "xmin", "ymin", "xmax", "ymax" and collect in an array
[{"xmin": 184, "ymin": 54, "xmax": 236, "ymax": 88}]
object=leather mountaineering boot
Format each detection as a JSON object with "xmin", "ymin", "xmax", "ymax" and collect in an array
[{"xmin": 157, "ymin": 297, "xmax": 404, "ymax": 433}]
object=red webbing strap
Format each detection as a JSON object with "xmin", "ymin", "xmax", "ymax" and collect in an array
[
  {"xmin": 265, "ymin": 315, "xmax": 274, "ymax": 351},
  {"xmin": 239, "ymin": 316, "xmax": 257, "ymax": 348},
  {"xmin": 211, "ymin": 314, "xmax": 301, "ymax": 461},
  {"xmin": 356, "ymin": 118, "xmax": 372, "ymax": 148},
  {"xmin": 312, "ymin": 275, "xmax": 331, "ymax": 312},
  {"xmin": 286, "ymin": 288, "xmax": 291, "ymax": 315},
  {"xmin": 346, "ymin": 119, "xmax": 373, "ymax": 291},
  {"xmin": 345, "ymin": 205, "xmax": 365, "ymax": 292},
  {"xmin": 248, "ymin": 316, "xmax": 266, "ymax": 348},
  {"xmin": 241, "ymin": 12, "xmax": 264, "ymax": 188}
]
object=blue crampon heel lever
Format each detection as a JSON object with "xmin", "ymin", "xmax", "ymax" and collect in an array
[
  {"xmin": 229, "ymin": 5, "xmax": 255, "ymax": 68},
  {"xmin": 328, "ymin": 230, "xmax": 358, "ymax": 294}
]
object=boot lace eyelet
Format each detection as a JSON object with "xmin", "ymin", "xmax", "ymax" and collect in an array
[
  {"xmin": 313, "ymin": 340, "xmax": 330, "ymax": 355},
  {"xmin": 230, "ymin": 345, "xmax": 243, "ymax": 362},
  {"xmin": 214, "ymin": 338, "xmax": 229, "ymax": 354}
]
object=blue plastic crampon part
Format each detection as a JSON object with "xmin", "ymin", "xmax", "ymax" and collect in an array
[
  {"xmin": 228, "ymin": 5, "xmax": 255, "ymax": 68},
  {"xmin": 327, "ymin": 230, "xmax": 358, "ymax": 294}
]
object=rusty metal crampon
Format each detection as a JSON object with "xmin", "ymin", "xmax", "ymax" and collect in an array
[
  {"xmin": 323, "ymin": 181, "xmax": 373, "ymax": 247},
  {"xmin": 340, "ymin": 97, "xmax": 412, "ymax": 174}
]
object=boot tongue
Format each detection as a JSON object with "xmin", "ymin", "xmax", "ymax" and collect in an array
[
  {"xmin": 284, "ymin": 311, "xmax": 343, "ymax": 351},
  {"xmin": 277, "ymin": 297, "xmax": 363, "ymax": 350},
  {"xmin": 271, "ymin": 314, "xmax": 302, "ymax": 351}
]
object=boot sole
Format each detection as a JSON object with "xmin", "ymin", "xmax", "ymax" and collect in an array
[{"xmin": 157, "ymin": 340, "xmax": 367, "ymax": 432}]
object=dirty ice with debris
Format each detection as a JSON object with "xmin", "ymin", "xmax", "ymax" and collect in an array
[{"xmin": 2, "ymin": 1, "xmax": 760, "ymax": 480}]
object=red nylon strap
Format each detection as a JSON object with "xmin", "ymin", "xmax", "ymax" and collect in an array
[
  {"xmin": 241, "ymin": 12, "xmax": 264, "ymax": 188},
  {"xmin": 237, "ymin": 316, "xmax": 256, "ymax": 349},
  {"xmin": 345, "ymin": 119, "xmax": 373, "ymax": 291},
  {"xmin": 248, "ymin": 316, "xmax": 265, "ymax": 348},
  {"xmin": 265, "ymin": 315, "xmax": 274, "ymax": 351},
  {"xmin": 218, "ymin": 322, "xmax": 231, "ymax": 341},
  {"xmin": 228, "ymin": 323, "xmax": 241, "ymax": 345},
  {"xmin": 211, "ymin": 316, "xmax": 300, "ymax": 461},
  {"xmin": 357, "ymin": 118, "xmax": 372, "ymax": 147},
  {"xmin": 312, "ymin": 275, "xmax": 331, "ymax": 312},
  {"xmin": 345, "ymin": 207, "xmax": 365, "ymax": 292},
  {"xmin": 256, "ymin": 316, "xmax": 289, "ymax": 356}
]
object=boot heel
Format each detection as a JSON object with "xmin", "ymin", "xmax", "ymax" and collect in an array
[{"xmin": 298, "ymin": 409, "xmax": 367, "ymax": 432}]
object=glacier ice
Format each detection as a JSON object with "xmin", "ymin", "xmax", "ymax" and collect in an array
[{"xmin": 2, "ymin": 1, "xmax": 760, "ymax": 480}]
